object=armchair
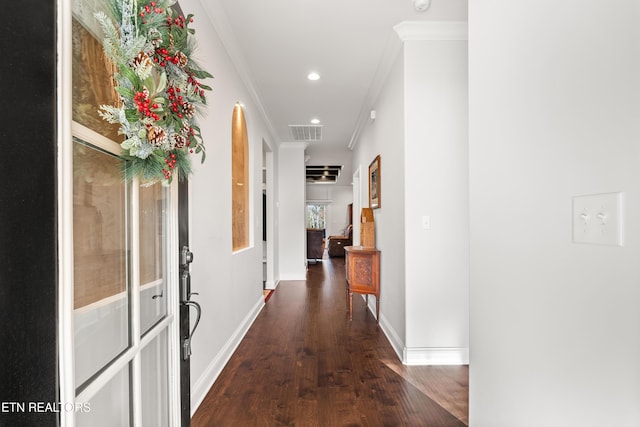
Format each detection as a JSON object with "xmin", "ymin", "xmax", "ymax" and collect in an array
[{"xmin": 327, "ymin": 224, "xmax": 353, "ymax": 257}]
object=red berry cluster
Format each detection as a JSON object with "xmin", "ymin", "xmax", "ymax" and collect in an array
[
  {"xmin": 139, "ymin": 1, "xmax": 163, "ymax": 20},
  {"xmin": 187, "ymin": 75, "xmax": 206, "ymax": 99},
  {"xmin": 134, "ymin": 91, "xmax": 160, "ymax": 121},
  {"xmin": 153, "ymin": 47, "xmax": 183, "ymax": 68},
  {"xmin": 187, "ymin": 129, "xmax": 195, "ymax": 151},
  {"xmin": 167, "ymin": 14, "xmax": 193, "ymax": 29},
  {"xmin": 187, "ymin": 129, "xmax": 198, "ymax": 153},
  {"xmin": 163, "ymin": 153, "xmax": 178, "ymax": 180},
  {"xmin": 167, "ymin": 86, "xmax": 188, "ymax": 119}
]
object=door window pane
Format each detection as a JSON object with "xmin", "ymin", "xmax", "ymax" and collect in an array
[
  {"xmin": 73, "ymin": 139, "xmax": 130, "ymax": 388},
  {"xmin": 72, "ymin": 17, "xmax": 120, "ymax": 141},
  {"xmin": 76, "ymin": 365, "xmax": 131, "ymax": 427},
  {"xmin": 141, "ymin": 330, "xmax": 170, "ymax": 427},
  {"xmin": 140, "ymin": 184, "xmax": 168, "ymax": 335}
]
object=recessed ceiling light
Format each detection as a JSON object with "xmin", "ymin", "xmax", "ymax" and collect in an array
[
  {"xmin": 307, "ymin": 72, "xmax": 320, "ymax": 81},
  {"xmin": 310, "ymin": 118, "xmax": 320, "ymax": 124}
]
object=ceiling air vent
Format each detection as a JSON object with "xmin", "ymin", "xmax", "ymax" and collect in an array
[{"xmin": 288, "ymin": 125, "xmax": 323, "ymax": 141}]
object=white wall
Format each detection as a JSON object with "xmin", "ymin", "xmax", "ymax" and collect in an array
[
  {"xmin": 181, "ymin": 0, "xmax": 272, "ymax": 411},
  {"xmin": 278, "ymin": 143, "xmax": 307, "ymax": 279},
  {"xmin": 469, "ymin": 1, "xmax": 640, "ymax": 425},
  {"xmin": 352, "ymin": 23, "xmax": 469, "ymax": 364},
  {"xmin": 352, "ymin": 49, "xmax": 407, "ymax": 354},
  {"xmin": 403, "ymin": 37, "xmax": 469, "ymax": 364}
]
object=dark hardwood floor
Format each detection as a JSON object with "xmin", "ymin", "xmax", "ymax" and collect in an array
[{"xmin": 192, "ymin": 257, "xmax": 468, "ymax": 427}]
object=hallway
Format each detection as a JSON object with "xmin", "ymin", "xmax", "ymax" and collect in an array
[{"xmin": 192, "ymin": 258, "xmax": 468, "ymax": 426}]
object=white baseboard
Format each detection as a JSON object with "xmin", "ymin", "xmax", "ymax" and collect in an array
[
  {"xmin": 279, "ymin": 276, "xmax": 307, "ymax": 282},
  {"xmin": 365, "ymin": 296, "xmax": 404, "ymax": 362},
  {"xmin": 403, "ymin": 347, "xmax": 469, "ymax": 365},
  {"xmin": 365, "ymin": 296, "xmax": 469, "ymax": 366},
  {"xmin": 191, "ymin": 296, "xmax": 265, "ymax": 415},
  {"xmin": 264, "ymin": 279, "xmax": 279, "ymax": 290},
  {"xmin": 379, "ymin": 316, "xmax": 405, "ymax": 362}
]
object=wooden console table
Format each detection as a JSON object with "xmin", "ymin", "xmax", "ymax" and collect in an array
[{"xmin": 344, "ymin": 246, "xmax": 380, "ymax": 324}]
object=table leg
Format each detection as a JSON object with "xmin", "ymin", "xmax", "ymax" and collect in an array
[
  {"xmin": 346, "ymin": 284, "xmax": 349, "ymax": 308},
  {"xmin": 349, "ymin": 292, "xmax": 353, "ymax": 321}
]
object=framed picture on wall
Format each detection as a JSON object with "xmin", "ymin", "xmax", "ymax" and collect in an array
[{"xmin": 368, "ymin": 155, "xmax": 381, "ymax": 209}]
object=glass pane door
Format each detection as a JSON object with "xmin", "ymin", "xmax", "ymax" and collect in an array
[
  {"xmin": 68, "ymin": 130, "xmax": 177, "ymax": 426},
  {"xmin": 65, "ymin": 5, "xmax": 179, "ymax": 425},
  {"xmin": 75, "ymin": 365, "xmax": 131, "ymax": 427},
  {"xmin": 139, "ymin": 184, "xmax": 168, "ymax": 335},
  {"xmin": 73, "ymin": 140, "xmax": 130, "ymax": 390},
  {"xmin": 140, "ymin": 330, "xmax": 170, "ymax": 426}
]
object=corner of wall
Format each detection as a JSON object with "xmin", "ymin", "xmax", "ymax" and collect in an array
[{"xmin": 371, "ymin": 299, "xmax": 405, "ymax": 362}]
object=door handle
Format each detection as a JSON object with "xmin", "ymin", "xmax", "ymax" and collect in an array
[
  {"xmin": 182, "ymin": 300, "xmax": 201, "ymax": 360},
  {"xmin": 180, "ymin": 270, "xmax": 191, "ymax": 302}
]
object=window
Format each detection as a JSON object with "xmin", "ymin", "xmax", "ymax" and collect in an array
[
  {"xmin": 232, "ymin": 104, "xmax": 250, "ymax": 251},
  {"xmin": 306, "ymin": 204, "xmax": 327, "ymax": 229}
]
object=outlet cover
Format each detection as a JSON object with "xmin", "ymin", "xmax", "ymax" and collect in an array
[{"xmin": 572, "ymin": 192, "xmax": 623, "ymax": 246}]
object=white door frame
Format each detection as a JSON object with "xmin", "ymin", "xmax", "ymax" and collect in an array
[
  {"xmin": 263, "ymin": 141, "xmax": 276, "ymax": 289},
  {"xmin": 352, "ymin": 166, "xmax": 362, "ymax": 246}
]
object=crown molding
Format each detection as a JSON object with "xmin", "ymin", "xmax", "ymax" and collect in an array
[
  {"xmin": 348, "ymin": 21, "xmax": 467, "ymax": 151},
  {"xmin": 197, "ymin": 0, "xmax": 280, "ymax": 146},
  {"xmin": 394, "ymin": 21, "xmax": 468, "ymax": 41},
  {"xmin": 347, "ymin": 31, "xmax": 403, "ymax": 151}
]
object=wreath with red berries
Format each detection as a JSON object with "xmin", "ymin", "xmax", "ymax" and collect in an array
[{"xmin": 95, "ymin": 0, "xmax": 212, "ymax": 184}]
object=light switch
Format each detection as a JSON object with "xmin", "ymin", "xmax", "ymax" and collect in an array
[
  {"xmin": 572, "ymin": 192, "xmax": 623, "ymax": 246},
  {"xmin": 422, "ymin": 215, "xmax": 431, "ymax": 230}
]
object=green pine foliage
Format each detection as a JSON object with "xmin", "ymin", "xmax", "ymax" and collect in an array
[{"xmin": 94, "ymin": 0, "xmax": 212, "ymax": 186}]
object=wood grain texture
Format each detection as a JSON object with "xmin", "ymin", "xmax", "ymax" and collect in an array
[{"xmin": 192, "ymin": 258, "xmax": 468, "ymax": 426}]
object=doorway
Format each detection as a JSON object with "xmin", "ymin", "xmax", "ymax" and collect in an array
[{"xmin": 263, "ymin": 141, "xmax": 276, "ymax": 289}]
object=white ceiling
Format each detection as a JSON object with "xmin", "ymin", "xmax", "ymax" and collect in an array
[{"xmin": 200, "ymin": 0, "xmax": 467, "ymax": 156}]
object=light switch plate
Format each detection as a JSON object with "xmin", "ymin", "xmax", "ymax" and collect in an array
[{"xmin": 572, "ymin": 192, "xmax": 623, "ymax": 246}]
